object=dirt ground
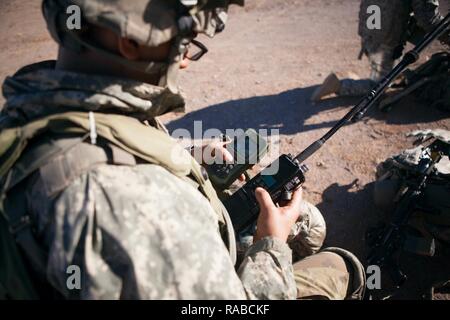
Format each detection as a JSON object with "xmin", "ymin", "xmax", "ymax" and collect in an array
[{"xmin": 1, "ymin": 0, "xmax": 449, "ymax": 299}]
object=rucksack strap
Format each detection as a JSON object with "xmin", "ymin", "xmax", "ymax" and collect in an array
[
  {"xmin": 26, "ymin": 137, "xmax": 137, "ymax": 198},
  {"xmin": 0, "ymin": 112, "xmax": 237, "ymax": 298}
]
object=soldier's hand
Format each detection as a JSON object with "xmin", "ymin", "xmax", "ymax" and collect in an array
[
  {"xmin": 253, "ymin": 187, "xmax": 303, "ymax": 243},
  {"xmin": 192, "ymin": 141, "xmax": 246, "ymax": 181}
]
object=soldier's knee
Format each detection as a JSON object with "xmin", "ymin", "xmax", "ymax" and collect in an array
[
  {"xmin": 293, "ymin": 248, "xmax": 365, "ymax": 300},
  {"xmin": 321, "ymin": 247, "xmax": 366, "ymax": 300},
  {"xmin": 288, "ymin": 201, "xmax": 326, "ymax": 261}
]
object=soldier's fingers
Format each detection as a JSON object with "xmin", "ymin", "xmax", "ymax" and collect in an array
[
  {"xmin": 255, "ymin": 187, "xmax": 276, "ymax": 213},
  {"xmin": 207, "ymin": 141, "xmax": 233, "ymax": 163},
  {"xmin": 287, "ymin": 187, "xmax": 303, "ymax": 210},
  {"xmin": 220, "ymin": 146, "xmax": 234, "ymax": 162},
  {"xmin": 221, "ymin": 140, "xmax": 235, "ymax": 161},
  {"xmin": 210, "ymin": 140, "xmax": 233, "ymax": 162}
]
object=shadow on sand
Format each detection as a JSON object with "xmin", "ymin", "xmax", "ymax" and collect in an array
[{"xmin": 167, "ymin": 85, "xmax": 449, "ymax": 136}]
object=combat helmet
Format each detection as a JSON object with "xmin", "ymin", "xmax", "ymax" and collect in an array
[{"xmin": 42, "ymin": 0, "xmax": 244, "ymax": 96}]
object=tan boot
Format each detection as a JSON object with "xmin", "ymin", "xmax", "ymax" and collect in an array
[{"xmin": 311, "ymin": 72, "xmax": 341, "ymax": 102}]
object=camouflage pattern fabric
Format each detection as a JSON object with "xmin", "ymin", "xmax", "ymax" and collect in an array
[
  {"xmin": 356, "ymin": 0, "xmax": 446, "ymax": 88},
  {"xmin": 23, "ymin": 163, "xmax": 247, "ymax": 299},
  {"xmin": 41, "ymin": 0, "xmax": 244, "ymax": 106},
  {"xmin": 293, "ymin": 251, "xmax": 350, "ymax": 300},
  {"xmin": 1, "ymin": 63, "xmax": 295, "ymax": 299},
  {"xmin": 1, "ymin": 61, "xmax": 185, "ymax": 126},
  {"xmin": 407, "ymin": 129, "xmax": 450, "ymax": 145},
  {"xmin": 288, "ymin": 201, "xmax": 326, "ymax": 260},
  {"xmin": 359, "ymin": 0, "xmax": 444, "ymax": 55},
  {"xmin": 236, "ymin": 200, "xmax": 326, "ymax": 264},
  {"xmin": 336, "ymin": 0, "xmax": 446, "ymax": 97},
  {"xmin": 43, "ymin": 0, "xmax": 244, "ymax": 48},
  {"xmin": 338, "ymin": 78, "xmax": 376, "ymax": 97},
  {"xmin": 377, "ymin": 129, "xmax": 450, "ymax": 176},
  {"xmin": 22, "ymin": 155, "xmax": 357, "ymax": 300},
  {"xmin": 21, "ymin": 160, "xmax": 311, "ymax": 299},
  {"xmin": 0, "ymin": 62, "xmax": 365, "ymax": 300},
  {"xmin": 294, "ymin": 247, "xmax": 366, "ymax": 300},
  {"xmin": 338, "ymin": 47, "xmax": 392, "ymax": 97}
]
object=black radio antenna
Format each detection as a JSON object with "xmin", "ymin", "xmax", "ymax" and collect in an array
[{"xmin": 295, "ymin": 13, "xmax": 450, "ymax": 164}]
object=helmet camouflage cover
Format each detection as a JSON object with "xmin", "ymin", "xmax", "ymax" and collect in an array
[
  {"xmin": 43, "ymin": 0, "xmax": 244, "ymax": 48},
  {"xmin": 42, "ymin": 0, "xmax": 244, "ymax": 93}
]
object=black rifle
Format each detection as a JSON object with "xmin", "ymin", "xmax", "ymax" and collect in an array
[{"xmin": 225, "ymin": 13, "xmax": 450, "ymax": 234}]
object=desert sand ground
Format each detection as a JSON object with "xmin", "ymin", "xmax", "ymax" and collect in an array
[{"xmin": 1, "ymin": 0, "xmax": 449, "ymax": 299}]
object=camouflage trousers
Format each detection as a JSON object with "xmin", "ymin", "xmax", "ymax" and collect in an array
[
  {"xmin": 339, "ymin": 45, "xmax": 396, "ymax": 97},
  {"xmin": 294, "ymin": 251, "xmax": 349, "ymax": 299},
  {"xmin": 288, "ymin": 202, "xmax": 364, "ymax": 299}
]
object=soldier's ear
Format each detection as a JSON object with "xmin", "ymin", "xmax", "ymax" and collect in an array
[{"xmin": 118, "ymin": 37, "xmax": 140, "ymax": 60}]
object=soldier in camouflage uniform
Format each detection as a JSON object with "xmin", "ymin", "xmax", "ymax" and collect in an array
[
  {"xmin": 312, "ymin": 0, "xmax": 450, "ymax": 102},
  {"xmin": 0, "ymin": 0, "xmax": 365, "ymax": 300}
]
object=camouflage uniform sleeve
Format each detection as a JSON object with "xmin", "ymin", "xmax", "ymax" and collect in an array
[{"xmin": 237, "ymin": 236, "xmax": 297, "ymax": 300}]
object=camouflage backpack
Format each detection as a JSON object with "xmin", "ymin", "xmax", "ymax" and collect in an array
[
  {"xmin": 407, "ymin": 52, "xmax": 450, "ymax": 112},
  {"xmin": 379, "ymin": 51, "xmax": 450, "ymax": 112},
  {"xmin": 373, "ymin": 130, "xmax": 450, "ymax": 250}
]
